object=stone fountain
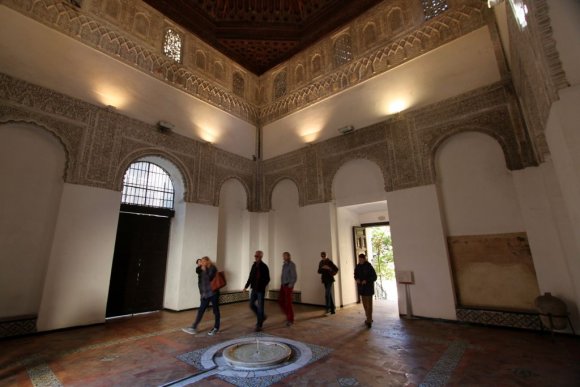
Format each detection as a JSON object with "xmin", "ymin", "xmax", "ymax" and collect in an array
[{"xmin": 222, "ymin": 337, "xmax": 292, "ymax": 369}]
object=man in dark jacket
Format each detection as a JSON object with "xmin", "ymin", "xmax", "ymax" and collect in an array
[
  {"xmin": 244, "ymin": 250, "xmax": 270, "ymax": 331},
  {"xmin": 354, "ymin": 253, "xmax": 377, "ymax": 328},
  {"xmin": 318, "ymin": 251, "xmax": 338, "ymax": 315}
]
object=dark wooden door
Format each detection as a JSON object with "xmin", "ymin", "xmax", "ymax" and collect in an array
[{"xmin": 106, "ymin": 212, "xmax": 171, "ymax": 317}]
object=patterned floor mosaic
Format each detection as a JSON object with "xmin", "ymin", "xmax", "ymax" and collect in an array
[{"xmin": 174, "ymin": 332, "xmax": 333, "ymax": 386}]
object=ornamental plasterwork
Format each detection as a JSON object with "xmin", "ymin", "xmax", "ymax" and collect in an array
[
  {"xmin": 1, "ymin": 73, "xmax": 538, "ymax": 211},
  {"xmin": 5, "ymin": 0, "xmax": 488, "ymax": 126},
  {"xmin": 259, "ymin": 0, "xmax": 487, "ymax": 124},
  {"xmin": 4, "ymin": 0, "xmax": 260, "ymax": 123},
  {"xmin": 0, "ymin": 73, "xmax": 256, "ymax": 206},
  {"xmin": 506, "ymin": 0, "xmax": 569, "ymax": 161},
  {"xmin": 260, "ymin": 81, "xmax": 539, "ymax": 211}
]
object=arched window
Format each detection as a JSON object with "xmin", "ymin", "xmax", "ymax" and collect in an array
[
  {"xmin": 163, "ymin": 28, "xmax": 182, "ymax": 63},
  {"xmin": 295, "ymin": 64, "xmax": 305, "ymax": 84},
  {"xmin": 233, "ymin": 71, "xmax": 245, "ymax": 97},
  {"xmin": 122, "ymin": 161, "xmax": 174, "ymax": 209},
  {"xmin": 274, "ymin": 71, "xmax": 287, "ymax": 99},
  {"xmin": 333, "ymin": 34, "xmax": 353, "ymax": 67},
  {"xmin": 363, "ymin": 24, "xmax": 377, "ymax": 49},
  {"xmin": 421, "ymin": 0, "xmax": 448, "ymax": 20},
  {"xmin": 214, "ymin": 61, "xmax": 225, "ymax": 81},
  {"xmin": 312, "ymin": 54, "xmax": 322, "ymax": 74},
  {"xmin": 195, "ymin": 50, "xmax": 206, "ymax": 70}
]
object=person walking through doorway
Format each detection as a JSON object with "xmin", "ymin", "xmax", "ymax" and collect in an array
[
  {"xmin": 244, "ymin": 250, "xmax": 270, "ymax": 331},
  {"xmin": 182, "ymin": 256, "xmax": 221, "ymax": 336},
  {"xmin": 279, "ymin": 251, "xmax": 297, "ymax": 326},
  {"xmin": 318, "ymin": 251, "xmax": 338, "ymax": 315},
  {"xmin": 354, "ymin": 253, "xmax": 377, "ymax": 328}
]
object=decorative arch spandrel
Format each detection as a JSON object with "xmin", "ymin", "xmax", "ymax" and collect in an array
[
  {"xmin": 322, "ymin": 146, "xmax": 392, "ymax": 203},
  {"xmin": 264, "ymin": 175, "xmax": 305, "ymax": 212},
  {"xmin": 213, "ymin": 175, "xmax": 253, "ymax": 210},
  {"xmin": 0, "ymin": 112, "xmax": 83, "ymax": 185}
]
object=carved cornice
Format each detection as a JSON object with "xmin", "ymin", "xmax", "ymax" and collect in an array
[
  {"xmin": 4, "ymin": 0, "xmax": 260, "ymax": 123},
  {"xmin": 506, "ymin": 0, "xmax": 569, "ymax": 160},
  {"xmin": 259, "ymin": 1, "xmax": 487, "ymax": 124},
  {"xmin": 260, "ymin": 81, "xmax": 539, "ymax": 211},
  {"xmin": 0, "ymin": 73, "xmax": 257, "ymax": 206},
  {"xmin": 4, "ymin": 0, "xmax": 490, "ymax": 126}
]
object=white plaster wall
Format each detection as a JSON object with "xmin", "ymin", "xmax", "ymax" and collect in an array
[
  {"xmin": 335, "ymin": 206, "xmax": 359, "ymax": 306},
  {"xmin": 37, "ymin": 184, "xmax": 120, "ymax": 331},
  {"xmin": 513, "ymin": 161, "xmax": 579, "ymax": 329},
  {"xmin": 164, "ymin": 197, "xmax": 187, "ymax": 311},
  {"xmin": 545, "ymin": 85, "xmax": 580, "ymax": 322},
  {"xmin": 436, "ymin": 131, "xmax": 525, "ymax": 235},
  {"xmin": 298, "ymin": 203, "xmax": 334, "ymax": 305},
  {"xmin": 493, "ymin": 2, "xmax": 511, "ymax": 70},
  {"xmin": 0, "ymin": 123, "xmax": 65, "ymax": 319},
  {"xmin": 269, "ymin": 180, "xmax": 335, "ymax": 305},
  {"xmin": 270, "ymin": 180, "xmax": 301, "ymax": 290},
  {"xmin": 218, "ymin": 179, "xmax": 250, "ymax": 291},
  {"xmin": 548, "ymin": 0, "xmax": 580, "ymax": 85},
  {"xmin": 358, "ymin": 208, "xmax": 389, "ymax": 225},
  {"xmin": 387, "ymin": 186, "xmax": 456, "ymax": 320},
  {"xmin": 174, "ymin": 203, "xmax": 219, "ymax": 310},
  {"xmin": 263, "ymin": 27, "xmax": 501, "ymax": 159}
]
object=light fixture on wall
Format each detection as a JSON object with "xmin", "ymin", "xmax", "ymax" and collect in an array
[
  {"xmin": 337, "ymin": 125, "xmax": 354, "ymax": 134},
  {"xmin": 157, "ymin": 121, "xmax": 174, "ymax": 133},
  {"xmin": 487, "ymin": 0, "xmax": 504, "ymax": 8}
]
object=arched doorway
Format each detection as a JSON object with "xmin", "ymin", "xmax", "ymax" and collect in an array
[
  {"xmin": 106, "ymin": 161, "xmax": 175, "ymax": 318},
  {"xmin": 331, "ymin": 159, "xmax": 399, "ymax": 316}
]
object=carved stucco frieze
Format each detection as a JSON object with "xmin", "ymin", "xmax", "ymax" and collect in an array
[
  {"xmin": 4, "ymin": 0, "xmax": 259, "ymax": 123},
  {"xmin": 0, "ymin": 103, "xmax": 86, "ymax": 185},
  {"xmin": 4, "ymin": 1, "xmax": 497, "ymax": 127},
  {"xmin": 320, "ymin": 141, "xmax": 392, "ymax": 202},
  {"xmin": 260, "ymin": 81, "xmax": 539, "ymax": 211},
  {"xmin": 212, "ymin": 147, "xmax": 256, "ymax": 209},
  {"xmin": 261, "ymin": 149, "xmax": 309, "ymax": 210},
  {"xmin": 412, "ymin": 82, "xmax": 537, "ymax": 185},
  {"xmin": 385, "ymin": 117, "xmax": 424, "ymax": 190},
  {"xmin": 259, "ymin": 2, "xmax": 487, "ymax": 125},
  {"xmin": 507, "ymin": 0, "xmax": 569, "ymax": 161},
  {"xmin": 0, "ymin": 73, "xmax": 257, "ymax": 206}
]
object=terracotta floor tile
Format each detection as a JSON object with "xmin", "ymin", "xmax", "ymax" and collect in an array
[{"xmin": 1, "ymin": 301, "xmax": 579, "ymax": 386}]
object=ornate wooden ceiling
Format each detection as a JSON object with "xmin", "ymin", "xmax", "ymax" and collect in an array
[{"xmin": 142, "ymin": 0, "xmax": 383, "ymax": 75}]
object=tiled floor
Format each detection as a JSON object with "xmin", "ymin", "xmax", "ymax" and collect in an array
[{"xmin": 1, "ymin": 300, "xmax": 579, "ymax": 386}]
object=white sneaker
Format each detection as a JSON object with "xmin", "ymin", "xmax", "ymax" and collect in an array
[
  {"xmin": 181, "ymin": 327, "xmax": 197, "ymax": 335},
  {"xmin": 207, "ymin": 328, "xmax": 218, "ymax": 336}
]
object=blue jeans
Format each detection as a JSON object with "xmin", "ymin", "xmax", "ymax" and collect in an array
[
  {"xmin": 249, "ymin": 290, "xmax": 266, "ymax": 326},
  {"xmin": 324, "ymin": 282, "xmax": 335, "ymax": 313},
  {"xmin": 193, "ymin": 292, "xmax": 220, "ymax": 330}
]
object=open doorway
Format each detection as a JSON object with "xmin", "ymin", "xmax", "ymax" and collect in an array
[
  {"xmin": 353, "ymin": 223, "xmax": 398, "ymax": 305},
  {"xmin": 363, "ymin": 223, "xmax": 398, "ymax": 303}
]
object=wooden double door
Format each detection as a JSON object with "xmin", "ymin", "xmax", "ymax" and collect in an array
[{"xmin": 106, "ymin": 211, "xmax": 171, "ymax": 318}]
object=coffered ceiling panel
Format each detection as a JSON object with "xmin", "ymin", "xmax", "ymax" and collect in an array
[{"xmin": 142, "ymin": 0, "xmax": 382, "ymax": 74}]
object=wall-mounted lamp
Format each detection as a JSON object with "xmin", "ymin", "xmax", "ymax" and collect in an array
[
  {"xmin": 487, "ymin": 0, "xmax": 504, "ymax": 7},
  {"xmin": 157, "ymin": 121, "xmax": 174, "ymax": 133},
  {"xmin": 337, "ymin": 125, "xmax": 354, "ymax": 134}
]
